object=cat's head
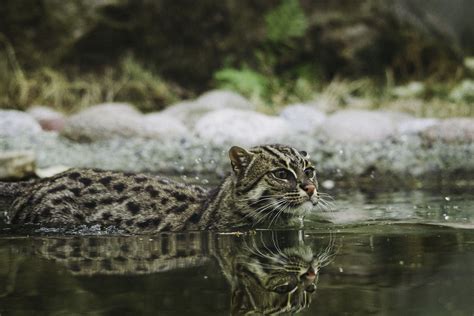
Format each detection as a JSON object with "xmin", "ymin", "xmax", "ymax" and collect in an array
[
  {"xmin": 231, "ymin": 242, "xmax": 330, "ymax": 315},
  {"xmin": 229, "ymin": 144, "xmax": 319, "ymax": 224}
]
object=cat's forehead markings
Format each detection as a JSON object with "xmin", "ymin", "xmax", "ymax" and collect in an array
[
  {"xmin": 275, "ymin": 146, "xmax": 309, "ymax": 171},
  {"xmin": 260, "ymin": 145, "xmax": 304, "ymax": 177},
  {"xmin": 260, "ymin": 146, "xmax": 291, "ymax": 168}
]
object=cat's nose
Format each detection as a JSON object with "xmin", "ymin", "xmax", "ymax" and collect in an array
[
  {"xmin": 303, "ymin": 267, "xmax": 317, "ymax": 281},
  {"xmin": 300, "ymin": 183, "xmax": 316, "ymax": 197}
]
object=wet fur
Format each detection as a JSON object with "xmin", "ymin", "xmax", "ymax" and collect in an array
[{"xmin": 1, "ymin": 144, "xmax": 322, "ymax": 233}]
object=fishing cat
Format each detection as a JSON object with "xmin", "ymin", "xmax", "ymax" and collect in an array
[
  {"xmin": 0, "ymin": 231, "xmax": 336, "ymax": 315},
  {"xmin": 0, "ymin": 144, "xmax": 321, "ymax": 233}
]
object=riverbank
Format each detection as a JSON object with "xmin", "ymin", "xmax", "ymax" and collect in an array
[{"xmin": 1, "ymin": 90, "xmax": 473, "ymax": 188}]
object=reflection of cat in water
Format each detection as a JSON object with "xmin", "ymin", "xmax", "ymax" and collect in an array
[
  {"xmin": 219, "ymin": 233, "xmax": 336, "ymax": 314},
  {"xmin": 1, "ymin": 231, "xmax": 336, "ymax": 315}
]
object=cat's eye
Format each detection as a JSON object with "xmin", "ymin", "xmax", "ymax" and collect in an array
[
  {"xmin": 273, "ymin": 169, "xmax": 292, "ymax": 180},
  {"xmin": 304, "ymin": 168, "xmax": 316, "ymax": 178}
]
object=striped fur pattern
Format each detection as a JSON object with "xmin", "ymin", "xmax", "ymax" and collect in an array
[
  {"xmin": 217, "ymin": 232, "xmax": 336, "ymax": 315},
  {"xmin": 202, "ymin": 144, "xmax": 320, "ymax": 230},
  {"xmin": 1, "ymin": 232, "xmax": 336, "ymax": 314},
  {"xmin": 1, "ymin": 144, "xmax": 322, "ymax": 233}
]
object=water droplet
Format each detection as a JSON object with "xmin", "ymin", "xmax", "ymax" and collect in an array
[
  {"xmin": 201, "ymin": 179, "xmax": 209, "ymax": 185},
  {"xmin": 444, "ymin": 196, "xmax": 451, "ymax": 201},
  {"xmin": 399, "ymin": 260, "xmax": 404, "ymax": 265},
  {"xmin": 194, "ymin": 176, "xmax": 200, "ymax": 181},
  {"xmin": 321, "ymin": 180, "xmax": 335, "ymax": 189},
  {"xmin": 443, "ymin": 214, "xmax": 450, "ymax": 220},
  {"xmin": 338, "ymin": 267, "xmax": 344, "ymax": 273},
  {"xmin": 338, "ymin": 149, "xmax": 344, "ymax": 155}
]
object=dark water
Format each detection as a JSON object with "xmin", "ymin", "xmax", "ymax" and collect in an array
[{"xmin": 0, "ymin": 188, "xmax": 473, "ymax": 315}]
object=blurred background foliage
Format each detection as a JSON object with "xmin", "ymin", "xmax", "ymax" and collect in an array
[{"xmin": 0, "ymin": 0, "xmax": 473, "ymax": 114}]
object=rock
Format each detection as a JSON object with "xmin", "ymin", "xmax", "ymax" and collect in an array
[
  {"xmin": 0, "ymin": 110, "xmax": 42, "ymax": 136},
  {"xmin": 397, "ymin": 118, "xmax": 439, "ymax": 135},
  {"xmin": 421, "ymin": 118, "xmax": 474, "ymax": 143},
  {"xmin": 160, "ymin": 101, "xmax": 203, "ymax": 126},
  {"xmin": 162, "ymin": 90, "xmax": 255, "ymax": 127},
  {"xmin": 35, "ymin": 165, "xmax": 70, "ymax": 178},
  {"xmin": 279, "ymin": 104, "xmax": 326, "ymax": 133},
  {"xmin": 320, "ymin": 110, "xmax": 398, "ymax": 143},
  {"xmin": 194, "ymin": 109, "xmax": 291, "ymax": 146},
  {"xmin": 196, "ymin": 90, "xmax": 255, "ymax": 110},
  {"xmin": 379, "ymin": 110, "xmax": 414, "ymax": 123},
  {"xmin": 0, "ymin": 151, "xmax": 36, "ymax": 180},
  {"xmin": 61, "ymin": 103, "xmax": 145, "ymax": 142},
  {"xmin": 1, "ymin": 126, "xmax": 473, "ymax": 180},
  {"xmin": 143, "ymin": 112, "xmax": 190, "ymax": 140},
  {"xmin": 27, "ymin": 106, "xmax": 66, "ymax": 131}
]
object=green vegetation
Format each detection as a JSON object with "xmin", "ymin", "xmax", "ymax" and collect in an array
[
  {"xmin": 0, "ymin": 0, "xmax": 473, "ymax": 117},
  {"xmin": 264, "ymin": 0, "xmax": 308, "ymax": 42},
  {"xmin": 212, "ymin": 0, "xmax": 473, "ymax": 117}
]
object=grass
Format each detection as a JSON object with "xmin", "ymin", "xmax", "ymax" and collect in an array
[
  {"xmin": 0, "ymin": 32, "xmax": 472, "ymax": 118},
  {"xmin": 214, "ymin": 67, "xmax": 474, "ymax": 118},
  {"xmin": 0, "ymin": 48, "xmax": 181, "ymax": 113}
]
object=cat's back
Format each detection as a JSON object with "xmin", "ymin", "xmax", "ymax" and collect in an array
[{"xmin": 8, "ymin": 168, "xmax": 208, "ymax": 232}]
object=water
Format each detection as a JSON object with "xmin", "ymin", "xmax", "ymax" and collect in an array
[{"xmin": 0, "ymin": 187, "xmax": 473, "ymax": 315}]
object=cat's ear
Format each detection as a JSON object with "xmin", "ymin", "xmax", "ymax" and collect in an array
[{"xmin": 229, "ymin": 146, "xmax": 254, "ymax": 175}]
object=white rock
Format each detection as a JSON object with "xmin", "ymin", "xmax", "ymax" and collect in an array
[
  {"xmin": 160, "ymin": 101, "xmax": 205, "ymax": 126},
  {"xmin": 0, "ymin": 110, "xmax": 42, "ymax": 136},
  {"xmin": 398, "ymin": 118, "xmax": 439, "ymax": 135},
  {"xmin": 61, "ymin": 103, "xmax": 144, "ymax": 142},
  {"xmin": 162, "ymin": 90, "xmax": 255, "ymax": 127},
  {"xmin": 0, "ymin": 151, "xmax": 36, "ymax": 180},
  {"xmin": 320, "ymin": 110, "xmax": 398, "ymax": 143},
  {"xmin": 36, "ymin": 165, "xmax": 70, "ymax": 178},
  {"xmin": 197, "ymin": 89, "xmax": 255, "ymax": 110},
  {"xmin": 379, "ymin": 110, "xmax": 414, "ymax": 123},
  {"xmin": 144, "ymin": 112, "xmax": 190, "ymax": 139},
  {"xmin": 27, "ymin": 105, "xmax": 66, "ymax": 131},
  {"xmin": 421, "ymin": 118, "xmax": 474, "ymax": 143},
  {"xmin": 279, "ymin": 104, "xmax": 326, "ymax": 133},
  {"xmin": 194, "ymin": 109, "xmax": 291, "ymax": 146}
]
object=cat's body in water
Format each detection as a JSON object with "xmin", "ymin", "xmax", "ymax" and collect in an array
[{"xmin": 0, "ymin": 144, "xmax": 322, "ymax": 233}]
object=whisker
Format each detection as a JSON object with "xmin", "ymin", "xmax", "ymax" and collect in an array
[
  {"xmin": 255, "ymin": 200, "xmax": 285, "ymax": 226},
  {"xmin": 240, "ymin": 199, "xmax": 283, "ymax": 224},
  {"xmin": 271, "ymin": 232, "xmax": 288, "ymax": 260}
]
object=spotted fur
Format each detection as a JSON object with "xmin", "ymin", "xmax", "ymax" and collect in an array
[
  {"xmin": 2, "ymin": 232, "xmax": 335, "ymax": 314},
  {"xmin": 1, "ymin": 144, "xmax": 322, "ymax": 233}
]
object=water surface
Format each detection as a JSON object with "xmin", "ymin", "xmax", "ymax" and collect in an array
[{"xmin": 0, "ymin": 188, "xmax": 473, "ymax": 315}]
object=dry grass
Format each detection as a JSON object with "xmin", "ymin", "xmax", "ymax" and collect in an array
[
  {"xmin": 1, "ymin": 33, "xmax": 472, "ymax": 118},
  {"xmin": 0, "ymin": 43, "xmax": 181, "ymax": 113}
]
